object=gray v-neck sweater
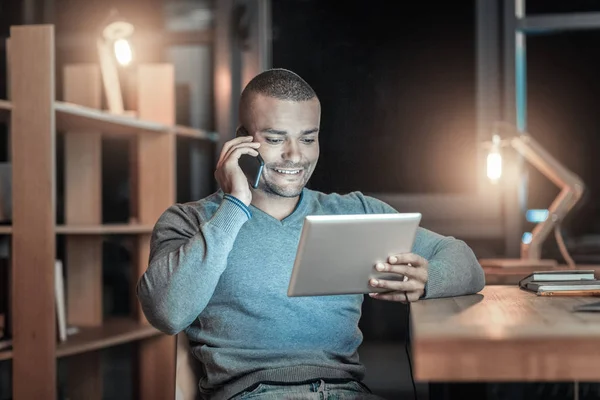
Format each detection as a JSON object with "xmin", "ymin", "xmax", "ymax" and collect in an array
[{"xmin": 137, "ymin": 189, "xmax": 484, "ymax": 400}]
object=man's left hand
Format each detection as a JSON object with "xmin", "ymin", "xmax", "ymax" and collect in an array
[{"xmin": 368, "ymin": 253, "xmax": 428, "ymax": 303}]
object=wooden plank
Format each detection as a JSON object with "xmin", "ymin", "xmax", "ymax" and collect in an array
[
  {"xmin": 134, "ymin": 64, "xmax": 176, "ymax": 228},
  {"xmin": 214, "ymin": 0, "xmax": 240, "ymax": 150},
  {"xmin": 56, "ymin": 101, "xmax": 166, "ymax": 135},
  {"xmin": 64, "ymin": 64, "xmax": 103, "ymax": 327},
  {"xmin": 411, "ymin": 285, "xmax": 600, "ymax": 381},
  {"xmin": 133, "ymin": 64, "xmax": 177, "ymax": 400},
  {"xmin": 1, "ymin": 100, "xmax": 218, "ymax": 141},
  {"xmin": 0, "ymin": 318, "xmax": 161, "ymax": 361},
  {"xmin": 57, "ymin": 224, "xmax": 154, "ymax": 234},
  {"xmin": 5, "ymin": 38, "xmax": 11, "ymax": 161},
  {"xmin": 0, "ymin": 224, "xmax": 155, "ymax": 235},
  {"xmin": 10, "ymin": 24, "xmax": 56, "ymax": 400},
  {"xmin": 241, "ymin": 0, "xmax": 271, "ymax": 88},
  {"xmin": 63, "ymin": 64, "xmax": 104, "ymax": 400},
  {"xmin": 56, "ymin": 318, "xmax": 161, "ymax": 358}
]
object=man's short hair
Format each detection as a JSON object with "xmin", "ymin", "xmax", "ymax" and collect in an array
[{"xmin": 240, "ymin": 68, "xmax": 317, "ymax": 103}]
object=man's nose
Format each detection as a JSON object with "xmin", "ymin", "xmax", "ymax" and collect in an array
[{"xmin": 282, "ymin": 140, "xmax": 302, "ymax": 163}]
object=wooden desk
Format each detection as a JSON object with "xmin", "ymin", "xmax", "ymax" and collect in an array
[{"xmin": 411, "ymin": 286, "xmax": 600, "ymax": 382}]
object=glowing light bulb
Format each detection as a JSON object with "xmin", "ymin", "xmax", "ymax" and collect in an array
[
  {"xmin": 114, "ymin": 38, "xmax": 132, "ymax": 66},
  {"xmin": 487, "ymin": 134, "xmax": 502, "ymax": 182}
]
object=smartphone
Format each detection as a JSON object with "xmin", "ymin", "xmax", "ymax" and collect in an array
[{"xmin": 236, "ymin": 126, "xmax": 264, "ymax": 189}]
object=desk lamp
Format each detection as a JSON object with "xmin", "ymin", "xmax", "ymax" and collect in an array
[
  {"xmin": 480, "ymin": 122, "xmax": 585, "ymax": 269},
  {"xmin": 97, "ymin": 9, "xmax": 135, "ymax": 114}
]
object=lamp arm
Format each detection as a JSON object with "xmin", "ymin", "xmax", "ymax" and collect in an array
[
  {"xmin": 509, "ymin": 135, "xmax": 585, "ymax": 260},
  {"xmin": 97, "ymin": 38, "xmax": 125, "ymax": 114},
  {"xmin": 525, "ymin": 188, "xmax": 576, "ymax": 259},
  {"xmin": 510, "ymin": 135, "xmax": 584, "ymax": 193}
]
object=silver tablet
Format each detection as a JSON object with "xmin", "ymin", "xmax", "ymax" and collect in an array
[{"xmin": 287, "ymin": 213, "xmax": 422, "ymax": 297}]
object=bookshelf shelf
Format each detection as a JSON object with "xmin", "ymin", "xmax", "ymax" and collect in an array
[
  {"xmin": 0, "ymin": 318, "xmax": 162, "ymax": 362},
  {"xmin": 0, "ymin": 99, "xmax": 218, "ymax": 141},
  {"xmin": 56, "ymin": 224, "xmax": 154, "ymax": 235},
  {"xmin": 0, "ymin": 224, "xmax": 155, "ymax": 235},
  {"xmin": 56, "ymin": 318, "xmax": 162, "ymax": 358}
]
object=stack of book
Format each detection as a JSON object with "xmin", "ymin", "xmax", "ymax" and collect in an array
[{"xmin": 519, "ymin": 270, "xmax": 600, "ymax": 296}]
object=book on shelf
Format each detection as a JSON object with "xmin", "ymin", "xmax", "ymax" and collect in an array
[
  {"xmin": 519, "ymin": 270, "xmax": 600, "ymax": 296},
  {"xmin": 55, "ymin": 260, "xmax": 67, "ymax": 342}
]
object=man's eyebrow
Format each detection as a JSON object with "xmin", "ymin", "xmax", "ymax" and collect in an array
[
  {"xmin": 261, "ymin": 128, "xmax": 287, "ymax": 135},
  {"xmin": 260, "ymin": 128, "xmax": 319, "ymax": 135}
]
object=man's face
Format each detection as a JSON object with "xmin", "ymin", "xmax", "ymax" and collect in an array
[{"xmin": 243, "ymin": 94, "xmax": 320, "ymax": 198}]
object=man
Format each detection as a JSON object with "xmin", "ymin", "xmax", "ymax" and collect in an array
[{"xmin": 137, "ymin": 69, "xmax": 485, "ymax": 400}]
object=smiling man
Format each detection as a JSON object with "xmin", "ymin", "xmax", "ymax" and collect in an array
[{"xmin": 137, "ymin": 69, "xmax": 485, "ymax": 400}]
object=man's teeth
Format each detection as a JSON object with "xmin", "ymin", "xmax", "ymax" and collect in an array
[{"xmin": 275, "ymin": 169, "xmax": 301, "ymax": 175}]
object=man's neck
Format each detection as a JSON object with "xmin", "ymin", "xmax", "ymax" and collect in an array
[{"xmin": 250, "ymin": 189, "xmax": 301, "ymax": 221}]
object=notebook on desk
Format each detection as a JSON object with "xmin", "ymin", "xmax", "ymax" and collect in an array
[{"xmin": 519, "ymin": 270, "xmax": 600, "ymax": 296}]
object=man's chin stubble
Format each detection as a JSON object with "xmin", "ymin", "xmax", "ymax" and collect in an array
[{"xmin": 261, "ymin": 181, "xmax": 304, "ymax": 199}]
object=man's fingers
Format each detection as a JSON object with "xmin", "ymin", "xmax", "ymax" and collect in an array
[
  {"xmin": 375, "ymin": 262, "xmax": 425, "ymax": 281},
  {"xmin": 369, "ymin": 291, "xmax": 408, "ymax": 303},
  {"xmin": 369, "ymin": 290, "xmax": 422, "ymax": 303},
  {"xmin": 217, "ymin": 136, "xmax": 254, "ymax": 165},
  {"xmin": 223, "ymin": 142, "xmax": 260, "ymax": 165},
  {"xmin": 406, "ymin": 291, "xmax": 421, "ymax": 302},
  {"xmin": 388, "ymin": 253, "xmax": 426, "ymax": 266},
  {"xmin": 224, "ymin": 147, "xmax": 260, "ymax": 167},
  {"xmin": 217, "ymin": 141, "xmax": 260, "ymax": 169},
  {"xmin": 369, "ymin": 277, "xmax": 423, "ymax": 292}
]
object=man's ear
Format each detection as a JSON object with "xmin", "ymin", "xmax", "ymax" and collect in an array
[{"xmin": 235, "ymin": 126, "xmax": 249, "ymax": 137}]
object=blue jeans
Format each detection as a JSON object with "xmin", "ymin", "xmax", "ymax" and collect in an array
[{"xmin": 231, "ymin": 379, "xmax": 388, "ymax": 400}]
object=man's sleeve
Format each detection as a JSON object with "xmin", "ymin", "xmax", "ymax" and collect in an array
[{"xmin": 356, "ymin": 192, "xmax": 485, "ymax": 298}]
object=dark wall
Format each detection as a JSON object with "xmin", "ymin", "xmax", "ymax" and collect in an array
[{"xmin": 272, "ymin": 0, "xmax": 477, "ymax": 196}]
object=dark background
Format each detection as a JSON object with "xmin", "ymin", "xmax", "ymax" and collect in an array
[{"xmin": 2, "ymin": 0, "xmax": 600, "ymax": 398}]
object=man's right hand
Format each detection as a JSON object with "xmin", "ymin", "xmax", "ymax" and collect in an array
[{"xmin": 214, "ymin": 136, "xmax": 261, "ymax": 206}]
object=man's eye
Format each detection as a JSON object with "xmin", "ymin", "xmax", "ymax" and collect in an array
[
  {"xmin": 265, "ymin": 138, "xmax": 283, "ymax": 144},
  {"xmin": 302, "ymin": 138, "xmax": 316, "ymax": 144}
]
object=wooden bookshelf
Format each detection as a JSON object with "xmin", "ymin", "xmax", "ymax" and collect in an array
[{"xmin": 2, "ymin": 24, "xmax": 219, "ymax": 400}]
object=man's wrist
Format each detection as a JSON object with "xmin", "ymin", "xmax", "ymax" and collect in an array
[
  {"xmin": 228, "ymin": 191, "xmax": 251, "ymax": 206},
  {"xmin": 223, "ymin": 193, "xmax": 252, "ymax": 220}
]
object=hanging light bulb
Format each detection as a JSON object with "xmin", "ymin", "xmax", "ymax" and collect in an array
[{"xmin": 487, "ymin": 134, "xmax": 502, "ymax": 182}]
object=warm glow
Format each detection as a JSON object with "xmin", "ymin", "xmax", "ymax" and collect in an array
[
  {"xmin": 486, "ymin": 135, "xmax": 502, "ymax": 182},
  {"xmin": 487, "ymin": 151, "xmax": 502, "ymax": 181},
  {"xmin": 114, "ymin": 38, "xmax": 132, "ymax": 66}
]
